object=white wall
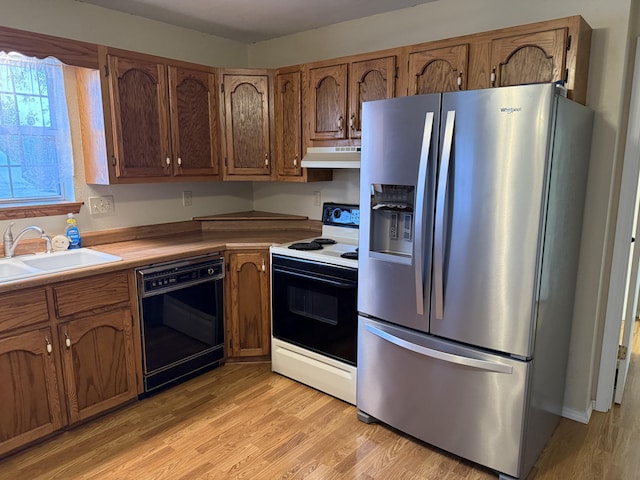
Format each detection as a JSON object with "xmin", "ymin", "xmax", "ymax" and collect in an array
[{"xmin": 248, "ymin": 0, "xmax": 636, "ymax": 419}]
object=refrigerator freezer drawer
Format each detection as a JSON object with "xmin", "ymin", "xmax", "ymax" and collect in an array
[{"xmin": 357, "ymin": 316, "xmax": 530, "ymax": 478}]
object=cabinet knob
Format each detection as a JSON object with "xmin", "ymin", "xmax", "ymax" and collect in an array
[
  {"xmin": 349, "ymin": 114, "xmax": 355, "ymax": 130},
  {"xmin": 457, "ymin": 71, "xmax": 463, "ymax": 89},
  {"xmin": 177, "ymin": 157, "xmax": 182, "ymax": 167},
  {"xmin": 293, "ymin": 155, "xmax": 298, "ymax": 167},
  {"xmin": 64, "ymin": 331, "xmax": 71, "ymax": 349},
  {"xmin": 166, "ymin": 156, "xmax": 171, "ymax": 166},
  {"xmin": 262, "ymin": 259, "xmax": 266, "ymax": 272},
  {"xmin": 265, "ymin": 153, "xmax": 269, "ymax": 167},
  {"xmin": 338, "ymin": 115, "xmax": 344, "ymax": 131},
  {"xmin": 45, "ymin": 336, "xmax": 52, "ymax": 354},
  {"xmin": 490, "ymin": 67, "xmax": 496, "ymax": 87}
]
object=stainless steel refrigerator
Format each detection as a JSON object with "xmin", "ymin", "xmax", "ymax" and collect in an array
[{"xmin": 357, "ymin": 83, "xmax": 593, "ymax": 480}]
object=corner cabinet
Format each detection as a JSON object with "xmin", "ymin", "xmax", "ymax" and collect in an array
[
  {"xmin": 304, "ymin": 54, "xmax": 397, "ymax": 146},
  {"xmin": 88, "ymin": 48, "xmax": 221, "ymax": 184},
  {"xmin": 0, "ymin": 271, "xmax": 139, "ymax": 458},
  {"xmin": 225, "ymin": 250, "xmax": 271, "ymax": 360},
  {"xmin": 220, "ymin": 69, "xmax": 274, "ymax": 180},
  {"xmin": 275, "ymin": 66, "xmax": 332, "ymax": 182}
]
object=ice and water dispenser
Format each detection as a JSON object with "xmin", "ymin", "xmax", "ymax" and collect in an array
[{"xmin": 369, "ymin": 184, "xmax": 415, "ymax": 262}]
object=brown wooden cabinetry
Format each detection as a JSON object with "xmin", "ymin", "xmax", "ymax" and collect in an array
[
  {"xmin": 0, "ymin": 271, "xmax": 138, "ymax": 458},
  {"xmin": 225, "ymin": 250, "xmax": 271, "ymax": 359},
  {"xmin": 221, "ymin": 70, "xmax": 273, "ymax": 180},
  {"xmin": 408, "ymin": 44, "xmax": 469, "ymax": 94},
  {"xmin": 90, "ymin": 48, "xmax": 220, "ymax": 184},
  {"xmin": 275, "ymin": 66, "xmax": 332, "ymax": 182},
  {"xmin": 0, "ymin": 309, "xmax": 62, "ymax": 458},
  {"xmin": 305, "ymin": 54, "xmax": 397, "ymax": 146}
]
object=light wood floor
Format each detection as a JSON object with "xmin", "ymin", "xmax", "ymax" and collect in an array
[{"xmin": 1, "ymin": 324, "xmax": 639, "ymax": 480}]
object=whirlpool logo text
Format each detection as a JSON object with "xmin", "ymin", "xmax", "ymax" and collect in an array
[{"xmin": 500, "ymin": 107, "xmax": 522, "ymax": 114}]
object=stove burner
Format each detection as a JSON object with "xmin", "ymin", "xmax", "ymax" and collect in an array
[
  {"xmin": 288, "ymin": 241, "xmax": 323, "ymax": 251},
  {"xmin": 341, "ymin": 251, "xmax": 358, "ymax": 260},
  {"xmin": 313, "ymin": 238, "xmax": 337, "ymax": 245}
]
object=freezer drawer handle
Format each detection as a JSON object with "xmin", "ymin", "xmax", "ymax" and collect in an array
[
  {"xmin": 365, "ymin": 324, "xmax": 513, "ymax": 374},
  {"xmin": 414, "ymin": 111, "xmax": 434, "ymax": 315}
]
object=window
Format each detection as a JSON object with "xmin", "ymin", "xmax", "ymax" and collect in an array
[{"xmin": 0, "ymin": 52, "xmax": 74, "ymax": 206}]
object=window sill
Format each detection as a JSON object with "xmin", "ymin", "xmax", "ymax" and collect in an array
[{"xmin": 0, "ymin": 202, "xmax": 83, "ymax": 221}]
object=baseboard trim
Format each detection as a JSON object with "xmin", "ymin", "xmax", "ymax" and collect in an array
[{"xmin": 561, "ymin": 400, "xmax": 594, "ymax": 424}]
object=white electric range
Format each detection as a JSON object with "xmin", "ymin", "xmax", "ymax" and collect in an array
[{"xmin": 270, "ymin": 203, "xmax": 359, "ymax": 404}]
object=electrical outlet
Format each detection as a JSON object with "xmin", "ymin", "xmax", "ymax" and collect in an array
[
  {"xmin": 88, "ymin": 195, "xmax": 115, "ymax": 215},
  {"xmin": 182, "ymin": 191, "xmax": 193, "ymax": 207},
  {"xmin": 313, "ymin": 191, "xmax": 321, "ymax": 206}
]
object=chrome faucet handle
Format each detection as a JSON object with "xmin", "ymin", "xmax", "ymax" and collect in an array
[{"xmin": 3, "ymin": 221, "xmax": 15, "ymax": 242}]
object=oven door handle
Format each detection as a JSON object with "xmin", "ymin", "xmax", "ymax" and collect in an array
[{"xmin": 272, "ymin": 266, "xmax": 357, "ymax": 288}]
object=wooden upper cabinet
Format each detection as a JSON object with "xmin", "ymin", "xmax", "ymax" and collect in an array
[
  {"xmin": 276, "ymin": 69, "xmax": 302, "ymax": 177},
  {"xmin": 489, "ymin": 28, "xmax": 568, "ymax": 89},
  {"xmin": 308, "ymin": 63, "xmax": 348, "ymax": 141},
  {"xmin": 169, "ymin": 66, "xmax": 220, "ymax": 177},
  {"xmin": 222, "ymin": 72, "xmax": 272, "ymax": 178},
  {"xmin": 408, "ymin": 44, "xmax": 469, "ymax": 95},
  {"xmin": 349, "ymin": 56, "xmax": 396, "ymax": 138},
  {"xmin": 107, "ymin": 53, "xmax": 171, "ymax": 179},
  {"xmin": 0, "ymin": 327, "xmax": 63, "ymax": 458}
]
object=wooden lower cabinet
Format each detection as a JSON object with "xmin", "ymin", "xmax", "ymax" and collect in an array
[
  {"xmin": 0, "ymin": 327, "xmax": 63, "ymax": 457},
  {"xmin": 59, "ymin": 308, "xmax": 137, "ymax": 424},
  {"xmin": 0, "ymin": 271, "xmax": 139, "ymax": 458},
  {"xmin": 225, "ymin": 250, "xmax": 271, "ymax": 359}
]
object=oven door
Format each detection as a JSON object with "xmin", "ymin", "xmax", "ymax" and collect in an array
[{"xmin": 271, "ymin": 254, "xmax": 358, "ymax": 365}]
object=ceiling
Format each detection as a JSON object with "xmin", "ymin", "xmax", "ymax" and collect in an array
[{"xmin": 76, "ymin": 0, "xmax": 437, "ymax": 44}]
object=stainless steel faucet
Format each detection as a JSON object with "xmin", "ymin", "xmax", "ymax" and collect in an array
[{"xmin": 3, "ymin": 222, "xmax": 53, "ymax": 258}]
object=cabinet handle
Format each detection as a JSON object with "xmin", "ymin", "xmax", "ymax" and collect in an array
[
  {"xmin": 177, "ymin": 157, "xmax": 182, "ymax": 167},
  {"xmin": 64, "ymin": 331, "xmax": 71, "ymax": 349},
  {"xmin": 338, "ymin": 115, "xmax": 344, "ymax": 131},
  {"xmin": 166, "ymin": 156, "xmax": 171, "ymax": 166},
  {"xmin": 490, "ymin": 67, "xmax": 496, "ymax": 87},
  {"xmin": 457, "ymin": 71, "xmax": 463, "ymax": 89},
  {"xmin": 293, "ymin": 154, "xmax": 298, "ymax": 167},
  {"xmin": 45, "ymin": 336, "xmax": 52, "ymax": 354},
  {"xmin": 265, "ymin": 153, "xmax": 269, "ymax": 167},
  {"xmin": 349, "ymin": 114, "xmax": 355, "ymax": 131},
  {"xmin": 111, "ymin": 155, "xmax": 116, "ymax": 167},
  {"xmin": 262, "ymin": 259, "xmax": 266, "ymax": 272}
]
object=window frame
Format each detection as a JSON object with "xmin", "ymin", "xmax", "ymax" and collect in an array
[{"xmin": 0, "ymin": 25, "xmax": 98, "ymax": 221}]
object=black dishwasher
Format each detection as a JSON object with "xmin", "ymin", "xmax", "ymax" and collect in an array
[{"xmin": 136, "ymin": 254, "xmax": 224, "ymax": 395}]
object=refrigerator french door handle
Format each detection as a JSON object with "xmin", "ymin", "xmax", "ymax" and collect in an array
[
  {"xmin": 414, "ymin": 111, "xmax": 434, "ymax": 315},
  {"xmin": 365, "ymin": 324, "xmax": 513, "ymax": 374},
  {"xmin": 434, "ymin": 110, "xmax": 456, "ymax": 320}
]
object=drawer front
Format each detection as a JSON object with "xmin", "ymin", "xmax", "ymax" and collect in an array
[
  {"xmin": 53, "ymin": 271, "xmax": 130, "ymax": 318},
  {"xmin": 357, "ymin": 316, "xmax": 530, "ymax": 478},
  {"xmin": 0, "ymin": 288, "xmax": 49, "ymax": 332}
]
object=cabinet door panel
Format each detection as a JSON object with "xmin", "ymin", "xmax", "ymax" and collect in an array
[
  {"xmin": 409, "ymin": 44, "xmax": 469, "ymax": 95},
  {"xmin": 60, "ymin": 309, "xmax": 137, "ymax": 423},
  {"xmin": 276, "ymin": 71, "xmax": 302, "ymax": 177},
  {"xmin": 107, "ymin": 54, "xmax": 171, "ymax": 178},
  {"xmin": 0, "ymin": 328, "xmax": 62, "ymax": 457},
  {"xmin": 308, "ymin": 64, "xmax": 348, "ymax": 140},
  {"xmin": 169, "ymin": 66, "xmax": 220, "ymax": 177},
  {"xmin": 490, "ymin": 28, "xmax": 568, "ymax": 87},
  {"xmin": 349, "ymin": 56, "xmax": 396, "ymax": 138},
  {"xmin": 224, "ymin": 75, "xmax": 271, "ymax": 176},
  {"xmin": 228, "ymin": 251, "xmax": 270, "ymax": 358}
]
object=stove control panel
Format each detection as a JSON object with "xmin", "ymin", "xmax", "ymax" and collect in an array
[{"xmin": 322, "ymin": 203, "xmax": 360, "ymax": 228}]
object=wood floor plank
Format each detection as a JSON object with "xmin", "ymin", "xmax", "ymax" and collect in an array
[{"xmin": 1, "ymin": 323, "xmax": 640, "ymax": 480}]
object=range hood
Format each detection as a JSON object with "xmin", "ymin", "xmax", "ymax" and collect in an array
[{"xmin": 301, "ymin": 146, "xmax": 361, "ymax": 169}]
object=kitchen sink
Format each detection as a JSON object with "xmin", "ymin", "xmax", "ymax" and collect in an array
[{"xmin": 0, "ymin": 248, "xmax": 122, "ymax": 284}]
